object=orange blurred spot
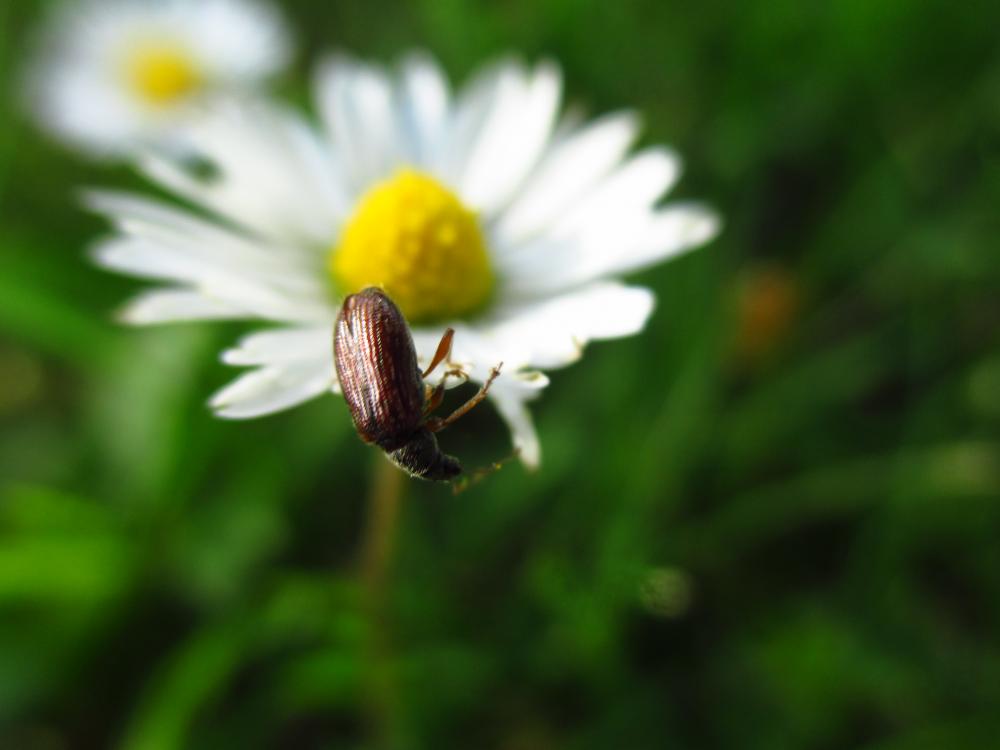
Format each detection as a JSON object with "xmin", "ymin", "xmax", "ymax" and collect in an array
[{"xmin": 734, "ymin": 265, "xmax": 800, "ymax": 361}]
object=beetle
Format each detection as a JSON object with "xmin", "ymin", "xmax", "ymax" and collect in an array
[{"xmin": 333, "ymin": 287, "xmax": 501, "ymax": 481}]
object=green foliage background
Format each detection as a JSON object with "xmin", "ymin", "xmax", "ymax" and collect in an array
[{"xmin": 2, "ymin": 0, "xmax": 1000, "ymax": 748}]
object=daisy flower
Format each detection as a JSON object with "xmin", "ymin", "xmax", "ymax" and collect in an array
[
  {"xmin": 85, "ymin": 52, "xmax": 719, "ymax": 468},
  {"xmin": 25, "ymin": 0, "xmax": 291, "ymax": 157}
]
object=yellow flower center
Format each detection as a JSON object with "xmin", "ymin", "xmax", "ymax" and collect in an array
[
  {"xmin": 331, "ymin": 169, "xmax": 494, "ymax": 324},
  {"xmin": 124, "ymin": 42, "xmax": 202, "ymax": 106}
]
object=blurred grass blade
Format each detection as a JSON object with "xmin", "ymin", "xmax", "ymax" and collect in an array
[
  {"xmin": 120, "ymin": 621, "xmax": 253, "ymax": 750},
  {"xmin": 0, "ymin": 242, "xmax": 117, "ymax": 372}
]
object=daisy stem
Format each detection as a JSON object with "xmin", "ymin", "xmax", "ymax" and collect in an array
[
  {"xmin": 360, "ymin": 456, "xmax": 406, "ymax": 747},
  {"xmin": 361, "ymin": 456, "xmax": 405, "ymax": 592}
]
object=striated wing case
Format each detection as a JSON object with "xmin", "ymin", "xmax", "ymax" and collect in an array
[{"xmin": 334, "ymin": 288, "xmax": 425, "ymax": 450}]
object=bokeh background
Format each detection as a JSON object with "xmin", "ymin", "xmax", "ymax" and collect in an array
[{"xmin": 3, "ymin": 0, "xmax": 1000, "ymax": 748}]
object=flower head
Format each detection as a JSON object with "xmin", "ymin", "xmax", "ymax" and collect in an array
[
  {"xmin": 86, "ymin": 52, "xmax": 719, "ymax": 467},
  {"xmin": 26, "ymin": 0, "xmax": 291, "ymax": 157}
]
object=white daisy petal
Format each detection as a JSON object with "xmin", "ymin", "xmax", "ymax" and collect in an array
[
  {"xmin": 438, "ymin": 57, "xmax": 519, "ymax": 182},
  {"xmin": 137, "ymin": 101, "xmax": 348, "ymax": 245},
  {"xmin": 492, "ymin": 110, "xmax": 640, "ymax": 246},
  {"xmin": 91, "ymin": 236, "xmax": 331, "ymax": 323},
  {"xmin": 489, "ymin": 385, "xmax": 542, "ymax": 469},
  {"xmin": 221, "ymin": 326, "xmax": 332, "ymax": 366},
  {"xmin": 488, "ymin": 282, "xmax": 656, "ymax": 370},
  {"xmin": 393, "ymin": 51, "xmax": 451, "ymax": 169},
  {"xmin": 556, "ymin": 146, "xmax": 682, "ymax": 231},
  {"xmin": 314, "ymin": 54, "xmax": 402, "ymax": 193},
  {"xmin": 27, "ymin": 66, "xmax": 142, "ymax": 156},
  {"xmin": 456, "ymin": 61, "xmax": 562, "ymax": 213},
  {"xmin": 85, "ymin": 188, "xmax": 224, "ymax": 236},
  {"xmin": 601, "ymin": 203, "xmax": 721, "ymax": 277},
  {"xmin": 416, "ymin": 284, "xmax": 652, "ymax": 375},
  {"xmin": 83, "ymin": 189, "xmax": 322, "ymax": 274},
  {"xmin": 119, "ymin": 288, "xmax": 246, "ymax": 324},
  {"xmin": 210, "ymin": 360, "xmax": 334, "ymax": 419},
  {"xmin": 187, "ymin": 0, "xmax": 291, "ymax": 80},
  {"xmin": 89, "ymin": 230, "xmax": 324, "ymax": 301},
  {"xmin": 497, "ymin": 203, "xmax": 720, "ymax": 296}
]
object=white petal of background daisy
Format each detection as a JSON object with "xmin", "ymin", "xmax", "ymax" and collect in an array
[
  {"xmin": 25, "ymin": 0, "xmax": 291, "ymax": 157},
  {"xmin": 86, "ymin": 51, "xmax": 720, "ymax": 469}
]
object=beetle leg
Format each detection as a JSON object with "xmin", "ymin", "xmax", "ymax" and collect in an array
[
  {"xmin": 423, "ymin": 382, "xmax": 446, "ymax": 416},
  {"xmin": 421, "ymin": 327, "xmax": 455, "ymax": 378},
  {"xmin": 422, "ymin": 367, "xmax": 469, "ymax": 416},
  {"xmin": 452, "ymin": 447, "xmax": 521, "ymax": 494},
  {"xmin": 426, "ymin": 363, "xmax": 502, "ymax": 433}
]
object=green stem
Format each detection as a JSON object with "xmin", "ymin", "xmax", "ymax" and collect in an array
[{"xmin": 360, "ymin": 456, "xmax": 406, "ymax": 748}]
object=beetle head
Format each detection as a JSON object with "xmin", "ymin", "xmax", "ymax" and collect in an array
[{"xmin": 388, "ymin": 428, "xmax": 462, "ymax": 481}]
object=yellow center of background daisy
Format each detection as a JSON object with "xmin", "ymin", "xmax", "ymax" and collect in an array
[
  {"xmin": 125, "ymin": 42, "xmax": 202, "ymax": 105},
  {"xmin": 332, "ymin": 169, "xmax": 494, "ymax": 324}
]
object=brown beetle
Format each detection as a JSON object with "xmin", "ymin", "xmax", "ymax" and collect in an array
[{"xmin": 334, "ymin": 287, "xmax": 501, "ymax": 480}]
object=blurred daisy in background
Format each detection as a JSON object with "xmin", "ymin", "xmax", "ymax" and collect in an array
[
  {"xmin": 25, "ymin": 0, "xmax": 291, "ymax": 157},
  {"xmin": 85, "ymin": 52, "xmax": 719, "ymax": 467}
]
